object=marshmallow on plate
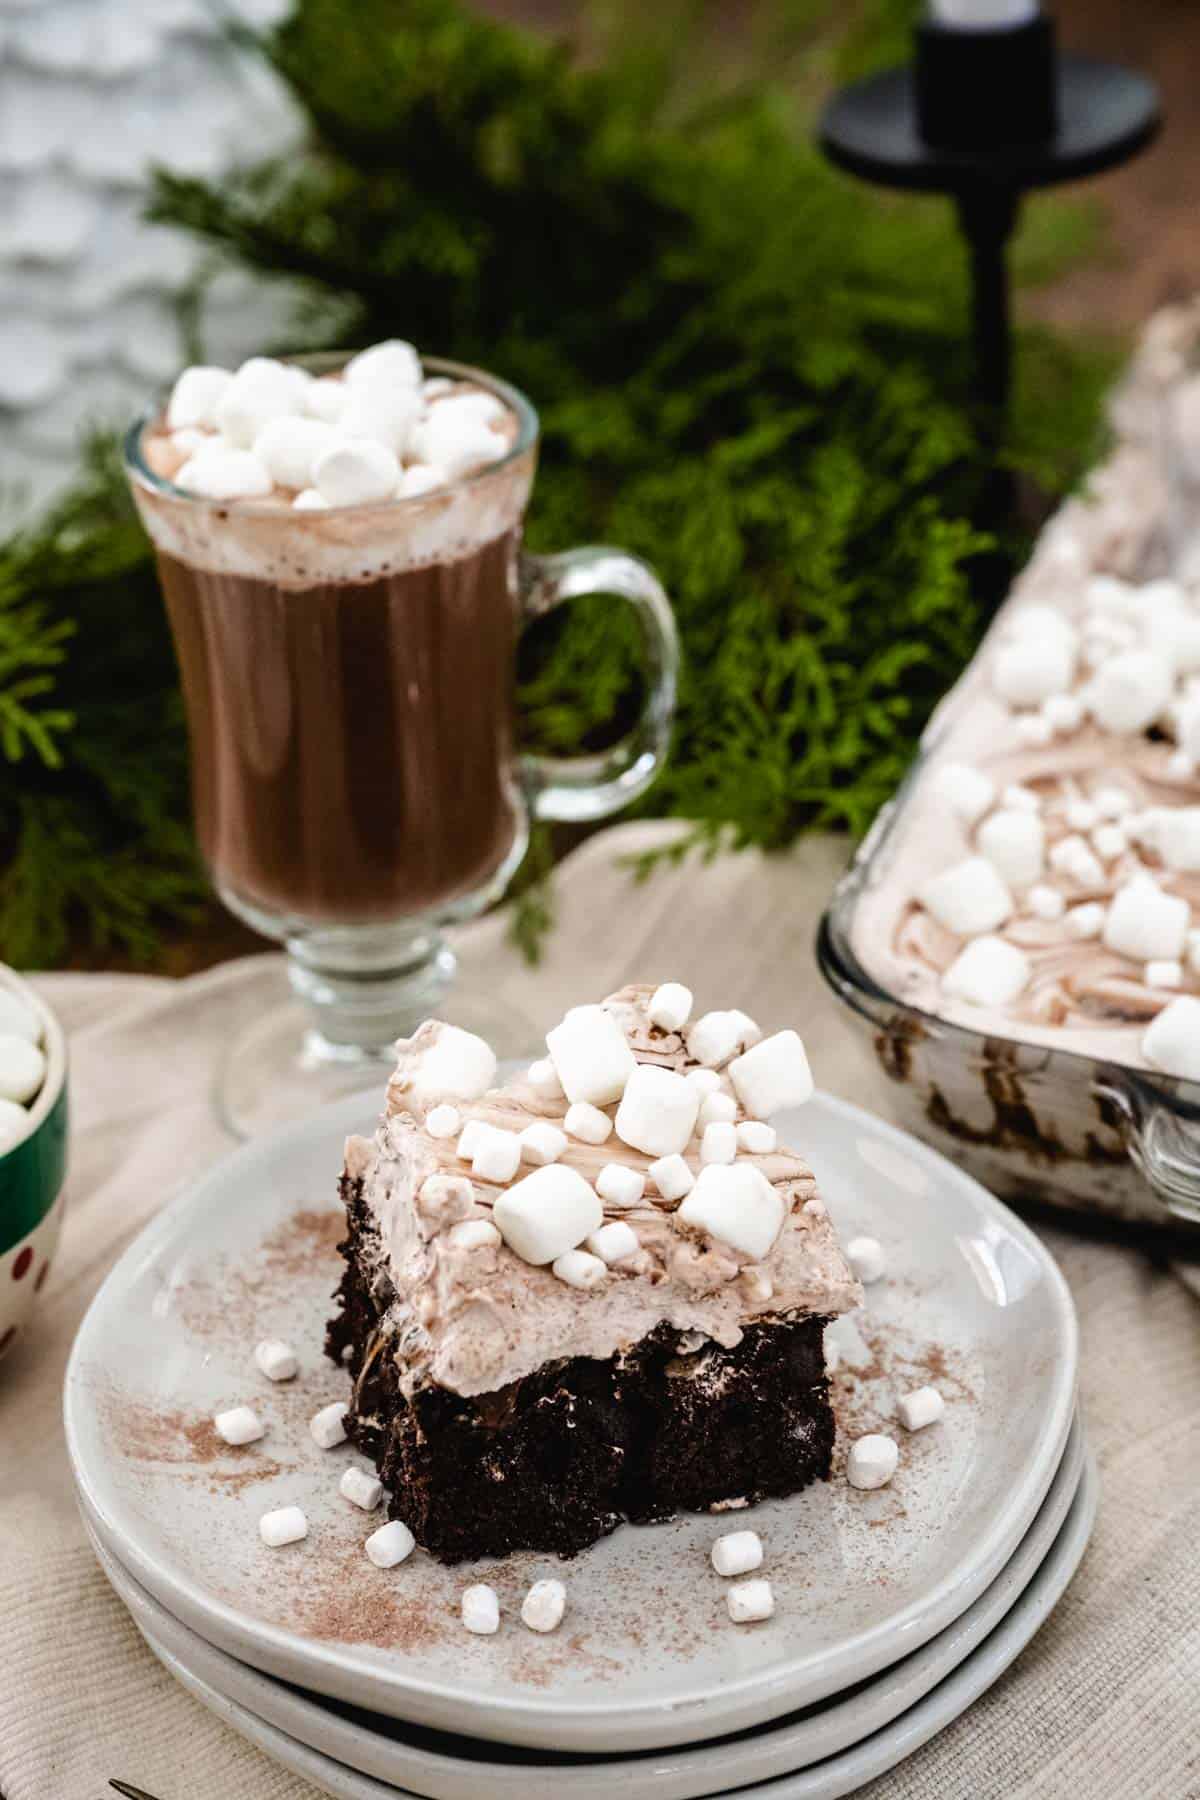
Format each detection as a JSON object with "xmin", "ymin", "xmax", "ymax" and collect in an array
[
  {"xmin": 711, "ymin": 1529, "xmax": 764, "ymax": 1577},
  {"xmin": 259, "ymin": 1506, "xmax": 307, "ymax": 1548},
  {"xmin": 546, "ymin": 1006, "xmax": 636, "ymax": 1105},
  {"xmin": 898, "ymin": 1386, "xmax": 945, "ymax": 1431},
  {"xmin": 340, "ymin": 1465, "xmax": 383, "ymax": 1511},
  {"xmin": 366, "ymin": 1519, "xmax": 415, "ymax": 1568},
  {"xmin": 615, "ymin": 1064, "xmax": 700, "ymax": 1156},
  {"xmin": 845, "ymin": 1235, "xmax": 885, "ymax": 1284},
  {"xmin": 677, "ymin": 1164, "xmax": 784, "ymax": 1260},
  {"xmin": 727, "ymin": 1579, "xmax": 774, "ymax": 1623},
  {"xmin": 941, "ymin": 936, "xmax": 1031, "ymax": 1008},
  {"xmin": 492, "ymin": 1165, "xmax": 602, "ymax": 1265},
  {"xmin": 1142, "ymin": 995, "xmax": 1200, "ymax": 1080},
  {"xmin": 521, "ymin": 1578, "xmax": 567, "ymax": 1634},
  {"xmin": 254, "ymin": 1339, "xmax": 298, "ymax": 1382},
  {"xmin": 919, "ymin": 857, "xmax": 1013, "ymax": 938},
  {"xmin": 847, "ymin": 1434, "xmax": 899, "ymax": 1490},
  {"xmin": 461, "ymin": 1583, "xmax": 500, "ymax": 1635},
  {"xmin": 313, "ymin": 438, "xmax": 401, "ymax": 506},
  {"xmin": 310, "ymin": 1402, "xmax": 349, "ymax": 1449},
  {"xmin": 166, "ymin": 364, "xmax": 232, "ymax": 431},
  {"xmin": 213, "ymin": 1405, "xmax": 264, "ymax": 1446}
]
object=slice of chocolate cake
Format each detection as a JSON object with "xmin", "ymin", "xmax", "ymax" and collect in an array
[{"xmin": 327, "ymin": 984, "xmax": 861, "ymax": 1563}]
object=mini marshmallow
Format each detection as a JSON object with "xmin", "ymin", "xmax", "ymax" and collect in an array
[
  {"xmin": 366, "ymin": 1519, "xmax": 415, "ymax": 1568},
  {"xmin": 0, "ymin": 1099, "xmax": 29, "ymax": 1152},
  {"xmin": 313, "ymin": 438, "xmax": 401, "ymax": 506},
  {"xmin": 216, "ymin": 357, "xmax": 307, "ymax": 447},
  {"xmin": 615, "ymin": 1063, "xmax": 700, "ymax": 1156},
  {"xmin": 293, "ymin": 487, "xmax": 329, "ymax": 510},
  {"xmin": 1167, "ymin": 751, "xmax": 1196, "ymax": 782},
  {"xmin": 585, "ymin": 1221, "xmax": 640, "ymax": 1264},
  {"xmin": 339, "ymin": 382, "xmax": 423, "ymax": 454},
  {"xmin": 727, "ymin": 1009, "xmax": 762, "ymax": 1049},
  {"xmin": 0, "ymin": 991, "xmax": 40, "ymax": 1043},
  {"xmin": 170, "ymin": 426, "xmax": 208, "ymax": 456},
  {"xmin": 648, "ymin": 1153, "xmax": 695, "ymax": 1201},
  {"xmin": 1042, "ymin": 692, "xmax": 1084, "ymax": 734},
  {"xmin": 698, "ymin": 1091, "xmax": 738, "ymax": 1129},
  {"xmin": 919, "ymin": 857, "xmax": 1013, "ymax": 938},
  {"xmin": 595, "ymin": 1162, "xmax": 646, "ymax": 1207},
  {"xmin": 173, "ymin": 445, "xmax": 273, "ymax": 501},
  {"xmin": 727, "ymin": 1579, "xmax": 774, "ymax": 1624},
  {"xmin": 521, "ymin": 1578, "xmax": 566, "ymax": 1634},
  {"xmin": 736, "ymin": 1120, "xmax": 777, "ymax": 1154},
  {"xmin": 303, "ymin": 378, "xmax": 347, "ymax": 423},
  {"xmin": 1049, "ymin": 836, "xmax": 1104, "ymax": 888},
  {"xmin": 1002, "ymin": 784, "xmax": 1041, "ymax": 813},
  {"xmin": 1145, "ymin": 960, "xmax": 1183, "ymax": 990},
  {"xmin": 1104, "ymin": 878, "xmax": 1190, "ymax": 963},
  {"xmin": 252, "ymin": 415, "xmax": 336, "ymax": 490},
  {"xmin": 410, "ymin": 1026, "xmax": 497, "ymax": 1101},
  {"xmin": 700, "ymin": 1121, "xmax": 737, "ymax": 1165},
  {"xmin": 1148, "ymin": 601, "xmax": 1200, "ymax": 674},
  {"xmin": 552, "ymin": 1248, "xmax": 608, "ymax": 1289},
  {"xmin": 898, "ymin": 1386, "xmax": 945, "ymax": 1432},
  {"xmin": 340, "ymin": 1464, "xmax": 383, "ymax": 1511},
  {"xmin": 344, "ymin": 339, "xmax": 422, "ymax": 390},
  {"xmin": 425, "ymin": 1103, "xmax": 462, "ymax": 1140},
  {"xmin": 1142, "ymin": 995, "xmax": 1200, "ymax": 1080},
  {"xmin": 687, "ymin": 1011, "xmax": 748, "ymax": 1068},
  {"xmin": 992, "ymin": 632, "xmax": 1075, "ymax": 707},
  {"xmin": 519, "ymin": 1121, "xmax": 568, "ymax": 1166},
  {"xmin": 647, "ymin": 982, "xmax": 693, "ymax": 1032},
  {"xmin": 526, "ymin": 1057, "xmax": 564, "ymax": 1097},
  {"xmin": 1094, "ymin": 786, "xmax": 1134, "ymax": 820},
  {"xmin": 847, "ymin": 1434, "xmax": 899, "ymax": 1491},
  {"xmin": 728, "ymin": 1030, "xmax": 814, "ymax": 1118},
  {"xmin": 430, "ymin": 389, "xmax": 507, "ymax": 428},
  {"xmin": 167, "ymin": 364, "xmax": 232, "ymax": 430},
  {"xmin": 1092, "ymin": 824, "xmax": 1128, "ymax": 862},
  {"xmin": 259, "ymin": 1505, "xmax": 307, "ymax": 1548},
  {"xmin": 0, "ymin": 1034, "xmax": 45, "ymax": 1104},
  {"xmin": 398, "ymin": 463, "xmax": 447, "ymax": 498},
  {"xmin": 1065, "ymin": 902, "xmax": 1106, "ymax": 941},
  {"xmin": 977, "ymin": 809, "xmax": 1044, "ymax": 889},
  {"xmin": 214, "ymin": 1405, "xmax": 264, "ymax": 1446},
  {"xmin": 1015, "ymin": 715, "xmax": 1054, "ymax": 747},
  {"xmin": 450, "ymin": 1218, "xmax": 502, "ymax": 1251},
  {"xmin": 471, "ymin": 1126, "xmax": 523, "ymax": 1184},
  {"xmin": 254, "ymin": 1339, "xmax": 298, "ymax": 1382},
  {"xmin": 678, "ymin": 1164, "xmax": 784, "ymax": 1260},
  {"xmin": 1153, "ymin": 808, "xmax": 1200, "ymax": 873},
  {"xmin": 492, "ymin": 1164, "xmax": 602, "ymax": 1265},
  {"xmin": 711, "ymin": 1530, "xmax": 763, "ymax": 1577},
  {"xmin": 456, "ymin": 1120, "xmax": 486, "ymax": 1162},
  {"xmin": 942, "ymin": 936, "xmax": 1031, "ymax": 1008},
  {"xmin": 1066, "ymin": 801, "xmax": 1100, "ymax": 832},
  {"xmin": 546, "ymin": 1006, "xmax": 636, "ymax": 1105},
  {"xmin": 930, "ymin": 761, "xmax": 995, "ymax": 827},
  {"xmin": 845, "ymin": 1235, "xmax": 885, "ymax": 1284},
  {"xmin": 564, "ymin": 1101, "xmax": 613, "ymax": 1145},
  {"xmin": 461, "ymin": 1583, "xmax": 500, "ymax": 1635},
  {"xmin": 686, "ymin": 1068, "xmax": 723, "ymax": 1097},
  {"xmin": 1027, "ymin": 885, "xmax": 1066, "ymax": 922},
  {"xmin": 416, "ymin": 407, "xmax": 509, "ymax": 480},
  {"xmin": 310, "ymin": 1402, "xmax": 349, "ymax": 1450}
]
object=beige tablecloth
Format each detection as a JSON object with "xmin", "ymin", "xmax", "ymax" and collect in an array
[{"xmin": 2, "ymin": 823, "xmax": 1198, "ymax": 1800}]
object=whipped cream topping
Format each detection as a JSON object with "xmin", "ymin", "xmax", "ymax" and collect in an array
[
  {"xmin": 851, "ymin": 310, "xmax": 1200, "ymax": 1074},
  {"xmin": 345, "ymin": 986, "xmax": 860, "ymax": 1399}
]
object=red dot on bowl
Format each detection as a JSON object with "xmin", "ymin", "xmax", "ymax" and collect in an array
[
  {"xmin": 34, "ymin": 1260, "xmax": 49, "ymax": 1293},
  {"xmin": 11, "ymin": 1247, "xmax": 33, "ymax": 1282},
  {"xmin": 0, "ymin": 1327, "xmax": 15, "ymax": 1356}
]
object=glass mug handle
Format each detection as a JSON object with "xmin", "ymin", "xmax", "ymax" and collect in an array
[{"xmin": 518, "ymin": 546, "xmax": 679, "ymax": 823}]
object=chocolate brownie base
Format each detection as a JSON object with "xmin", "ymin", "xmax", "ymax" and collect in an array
[{"xmin": 327, "ymin": 1176, "xmax": 836, "ymax": 1562}]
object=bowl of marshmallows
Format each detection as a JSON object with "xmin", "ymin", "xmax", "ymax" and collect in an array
[{"xmin": 0, "ymin": 965, "xmax": 67, "ymax": 1361}]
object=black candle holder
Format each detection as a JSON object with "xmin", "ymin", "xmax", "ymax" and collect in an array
[{"xmin": 818, "ymin": 21, "xmax": 1161, "ymax": 422}]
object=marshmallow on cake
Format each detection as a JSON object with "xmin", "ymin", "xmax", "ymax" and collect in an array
[{"xmin": 326, "ymin": 984, "xmax": 861, "ymax": 1562}]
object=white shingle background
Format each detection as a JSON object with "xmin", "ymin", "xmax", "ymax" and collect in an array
[{"xmin": 0, "ymin": 0, "xmax": 302, "ymax": 516}]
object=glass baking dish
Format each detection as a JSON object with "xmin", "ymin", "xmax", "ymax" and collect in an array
[{"xmin": 818, "ymin": 304, "xmax": 1200, "ymax": 1235}]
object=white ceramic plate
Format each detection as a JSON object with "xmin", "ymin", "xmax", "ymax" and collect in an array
[
  {"xmin": 92, "ymin": 1451, "xmax": 1100, "ymax": 1800},
  {"xmin": 65, "ymin": 1089, "xmax": 1077, "ymax": 1752},
  {"xmin": 86, "ymin": 1416, "xmax": 1085, "ymax": 1800}
]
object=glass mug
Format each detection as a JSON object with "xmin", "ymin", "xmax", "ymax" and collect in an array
[{"xmin": 125, "ymin": 355, "xmax": 678, "ymax": 1136}]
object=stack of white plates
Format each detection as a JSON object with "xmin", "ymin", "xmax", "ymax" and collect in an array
[{"xmin": 65, "ymin": 1091, "xmax": 1092, "ymax": 1800}]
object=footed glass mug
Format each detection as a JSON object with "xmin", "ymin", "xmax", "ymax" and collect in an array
[{"xmin": 126, "ymin": 355, "xmax": 678, "ymax": 1137}]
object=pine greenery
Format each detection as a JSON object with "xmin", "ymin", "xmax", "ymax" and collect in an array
[{"xmin": 0, "ymin": 0, "xmax": 1114, "ymax": 966}]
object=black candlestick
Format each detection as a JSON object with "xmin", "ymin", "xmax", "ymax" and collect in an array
[{"xmin": 819, "ymin": 31, "xmax": 1161, "ymax": 426}]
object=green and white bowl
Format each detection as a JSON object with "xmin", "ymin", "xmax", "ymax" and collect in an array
[{"xmin": 0, "ymin": 967, "xmax": 68, "ymax": 1360}]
